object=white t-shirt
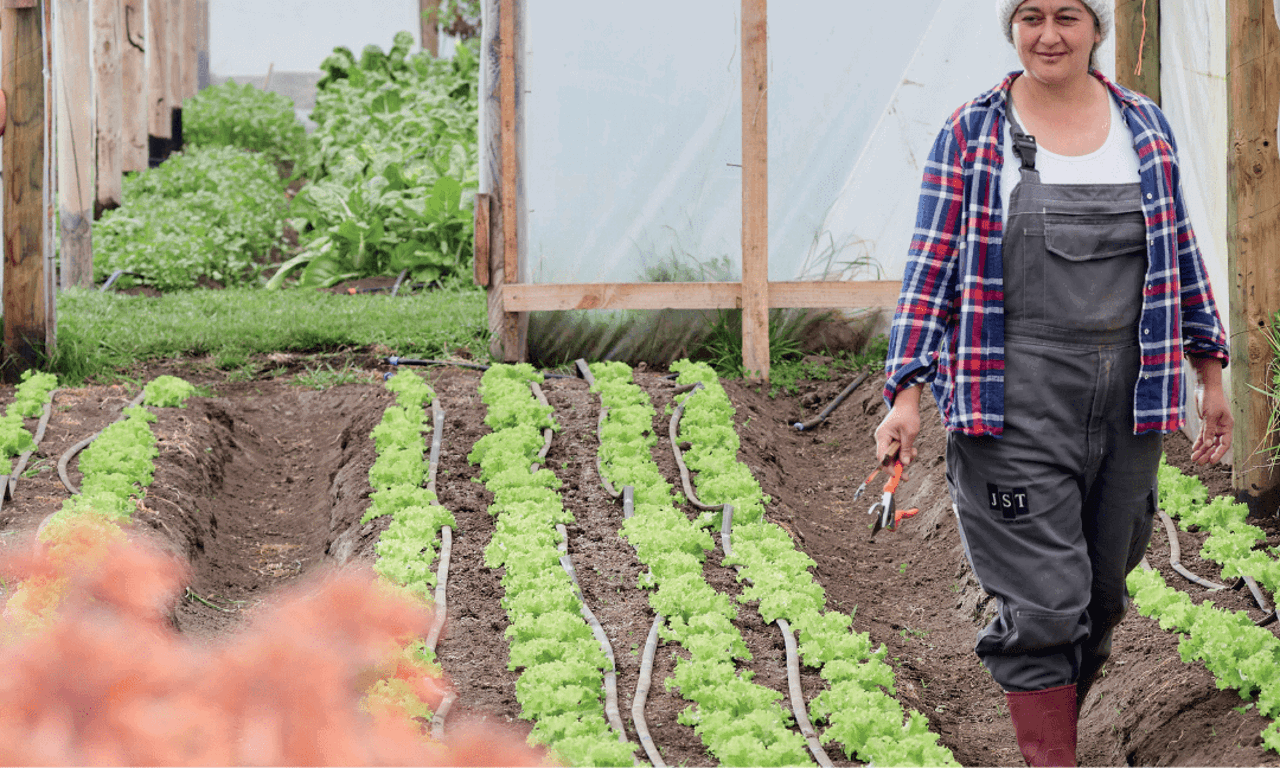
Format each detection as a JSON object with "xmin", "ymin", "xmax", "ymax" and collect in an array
[{"xmin": 1000, "ymin": 94, "xmax": 1141, "ymax": 216}]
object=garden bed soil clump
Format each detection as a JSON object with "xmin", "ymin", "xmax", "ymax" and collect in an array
[{"xmin": 0, "ymin": 356, "xmax": 1275, "ymax": 767}]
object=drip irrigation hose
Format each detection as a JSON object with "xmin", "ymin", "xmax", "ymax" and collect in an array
[
  {"xmin": 633, "ymin": 613, "xmax": 667, "ymax": 768},
  {"xmin": 58, "ymin": 390, "xmax": 148, "ymax": 495},
  {"xmin": 1233, "ymin": 575, "xmax": 1277, "ymax": 626},
  {"xmin": 430, "ymin": 691, "xmax": 457, "ymax": 742},
  {"xmin": 391, "ymin": 268, "xmax": 410, "ymax": 297},
  {"xmin": 621, "ymin": 486, "xmax": 667, "ymax": 766},
  {"xmin": 5, "ymin": 389, "xmax": 57, "ymax": 502},
  {"xmin": 1158, "ymin": 509, "xmax": 1228, "ymax": 591},
  {"xmin": 425, "ymin": 525, "xmax": 453, "ymax": 652},
  {"xmin": 99, "ymin": 269, "xmax": 145, "ymax": 291},
  {"xmin": 530, "ymin": 383, "xmax": 554, "ymax": 467},
  {"xmin": 718, "ymin": 504, "xmax": 835, "ymax": 768},
  {"xmin": 793, "ymin": 372, "xmax": 870, "ymax": 431},
  {"xmin": 668, "ymin": 383, "xmax": 721, "ymax": 512},
  {"xmin": 427, "ymin": 400, "xmax": 445, "ymax": 496},
  {"xmin": 556, "ymin": 523, "xmax": 629, "ymax": 743}
]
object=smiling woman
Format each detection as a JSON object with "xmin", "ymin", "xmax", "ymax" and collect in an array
[{"xmin": 874, "ymin": 0, "xmax": 1233, "ymax": 764}]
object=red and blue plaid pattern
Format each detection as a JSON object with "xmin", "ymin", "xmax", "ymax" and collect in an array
[{"xmin": 884, "ymin": 70, "xmax": 1229, "ymax": 437}]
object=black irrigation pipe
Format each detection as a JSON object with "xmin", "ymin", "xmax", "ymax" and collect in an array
[
  {"xmin": 621, "ymin": 485, "xmax": 666, "ymax": 768},
  {"xmin": 531, "ymin": 380, "xmax": 629, "ymax": 745},
  {"xmin": 386, "ymin": 357, "xmax": 581, "ymax": 380},
  {"xmin": 58, "ymin": 390, "xmax": 148, "ymax": 495},
  {"xmin": 574, "ymin": 361, "xmax": 622, "ymax": 501},
  {"xmin": 3, "ymin": 389, "xmax": 57, "ymax": 504},
  {"xmin": 668, "ymin": 383, "xmax": 722, "ymax": 512},
  {"xmin": 419, "ymin": 396, "xmax": 458, "ymax": 740},
  {"xmin": 719, "ymin": 503, "xmax": 834, "ymax": 768},
  {"xmin": 1157, "ymin": 509, "xmax": 1275, "ymax": 626},
  {"xmin": 793, "ymin": 372, "xmax": 870, "ymax": 431}
]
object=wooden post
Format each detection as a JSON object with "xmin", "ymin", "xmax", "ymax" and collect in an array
[
  {"xmin": 196, "ymin": 0, "xmax": 209, "ymax": 90},
  {"xmin": 482, "ymin": 0, "xmax": 526, "ymax": 362},
  {"xmin": 167, "ymin": 0, "xmax": 183, "ymax": 148},
  {"xmin": 741, "ymin": 0, "xmax": 769, "ymax": 381},
  {"xmin": 148, "ymin": 0, "xmax": 171, "ymax": 148},
  {"xmin": 3, "ymin": 0, "xmax": 54, "ymax": 378},
  {"xmin": 94, "ymin": 0, "xmax": 125, "ymax": 214},
  {"xmin": 182, "ymin": 0, "xmax": 198, "ymax": 100},
  {"xmin": 121, "ymin": 0, "xmax": 148, "ymax": 171},
  {"xmin": 1227, "ymin": 0, "xmax": 1280, "ymax": 506},
  {"xmin": 56, "ymin": 0, "xmax": 95, "ymax": 289},
  {"xmin": 421, "ymin": 0, "xmax": 441, "ymax": 56},
  {"xmin": 1114, "ymin": 0, "xmax": 1160, "ymax": 104}
]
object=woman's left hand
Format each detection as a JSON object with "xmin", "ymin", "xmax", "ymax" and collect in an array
[{"xmin": 1190, "ymin": 381, "xmax": 1233, "ymax": 465}]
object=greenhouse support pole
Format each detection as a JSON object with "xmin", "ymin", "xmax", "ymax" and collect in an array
[
  {"xmin": 182, "ymin": 0, "xmax": 198, "ymax": 100},
  {"xmin": 2, "ymin": 0, "xmax": 56, "ymax": 380},
  {"xmin": 55, "ymin": 0, "xmax": 95, "ymax": 289},
  {"xmin": 1227, "ymin": 0, "xmax": 1280, "ymax": 509},
  {"xmin": 121, "ymin": 0, "xmax": 148, "ymax": 172},
  {"xmin": 1114, "ymin": 0, "xmax": 1160, "ymax": 105},
  {"xmin": 481, "ymin": 0, "xmax": 527, "ymax": 362},
  {"xmin": 741, "ymin": 0, "xmax": 769, "ymax": 381},
  {"xmin": 147, "ymin": 0, "xmax": 171, "ymax": 162},
  {"xmin": 421, "ymin": 0, "xmax": 441, "ymax": 56},
  {"xmin": 195, "ymin": 0, "xmax": 209, "ymax": 90},
  {"xmin": 94, "ymin": 0, "xmax": 125, "ymax": 214},
  {"xmin": 166, "ymin": 0, "xmax": 183, "ymax": 151}
]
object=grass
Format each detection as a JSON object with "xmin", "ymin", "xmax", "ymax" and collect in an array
[{"xmin": 47, "ymin": 282, "xmax": 488, "ymax": 385}]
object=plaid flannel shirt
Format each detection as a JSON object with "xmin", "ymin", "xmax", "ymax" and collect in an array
[{"xmin": 883, "ymin": 70, "xmax": 1229, "ymax": 437}]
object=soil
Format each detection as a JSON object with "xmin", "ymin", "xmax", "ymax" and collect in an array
[{"xmin": 1, "ymin": 353, "xmax": 1278, "ymax": 767}]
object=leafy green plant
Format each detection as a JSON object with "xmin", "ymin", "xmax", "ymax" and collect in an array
[
  {"xmin": 183, "ymin": 81, "xmax": 308, "ymax": 166},
  {"xmin": 293, "ymin": 362, "xmax": 373, "ymax": 390},
  {"xmin": 0, "ymin": 371, "xmax": 58, "ymax": 473},
  {"xmin": 1254, "ymin": 310, "xmax": 1280, "ymax": 468},
  {"xmin": 94, "ymin": 146, "xmax": 287, "ymax": 290},
  {"xmin": 142, "ymin": 375, "xmax": 197, "ymax": 408},
  {"xmin": 270, "ymin": 32, "xmax": 479, "ymax": 289}
]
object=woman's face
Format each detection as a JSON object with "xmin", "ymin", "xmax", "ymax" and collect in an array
[{"xmin": 1011, "ymin": 0, "xmax": 1101, "ymax": 87}]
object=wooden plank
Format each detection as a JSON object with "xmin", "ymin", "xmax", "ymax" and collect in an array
[
  {"xmin": 56, "ymin": 0, "xmax": 95, "ymax": 289},
  {"xmin": 1114, "ymin": 0, "xmax": 1160, "ymax": 104},
  {"xmin": 2, "ymin": 2, "xmax": 52, "ymax": 378},
  {"xmin": 487, "ymin": 0, "xmax": 525, "ymax": 361},
  {"xmin": 1227, "ymin": 0, "xmax": 1280, "ymax": 502},
  {"xmin": 121, "ymin": 0, "xmax": 148, "ymax": 171},
  {"xmin": 182, "ymin": 0, "xmax": 198, "ymax": 100},
  {"xmin": 474, "ymin": 193, "xmax": 491, "ymax": 287},
  {"xmin": 148, "ymin": 0, "xmax": 171, "ymax": 139},
  {"xmin": 95, "ymin": 0, "xmax": 126, "ymax": 213},
  {"xmin": 167, "ymin": 0, "xmax": 183, "ymax": 135},
  {"xmin": 421, "ymin": 0, "xmax": 441, "ymax": 56},
  {"xmin": 500, "ymin": 280, "xmax": 901, "ymax": 313},
  {"xmin": 741, "ymin": 0, "xmax": 769, "ymax": 380}
]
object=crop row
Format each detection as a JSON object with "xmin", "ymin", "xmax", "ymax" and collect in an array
[{"xmin": 1128, "ymin": 461, "xmax": 1280, "ymax": 753}]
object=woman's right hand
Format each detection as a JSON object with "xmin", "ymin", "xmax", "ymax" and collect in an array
[{"xmin": 875, "ymin": 384, "xmax": 923, "ymax": 467}]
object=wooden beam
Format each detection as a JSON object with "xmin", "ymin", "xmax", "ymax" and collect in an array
[
  {"xmin": 1227, "ymin": 0, "xmax": 1280, "ymax": 503},
  {"xmin": 3, "ymin": 0, "xmax": 54, "ymax": 378},
  {"xmin": 474, "ymin": 193, "xmax": 491, "ymax": 287},
  {"xmin": 94, "ymin": 0, "xmax": 126, "ymax": 213},
  {"xmin": 167, "ymin": 0, "xmax": 183, "ymax": 145},
  {"xmin": 1114, "ymin": 0, "xmax": 1160, "ymax": 104},
  {"xmin": 741, "ymin": 0, "xmax": 769, "ymax": 380},
  {"xmin": 56, "ymin": 0, "xmax": 95, "ymax": 289},
  {"xmin": 121, "ymin": 0, "xmax": 148, "ymax": 171},
  {"xmin": 148, "ymin": 0, "xmax": 171, "ymax": 140},
  {"xmin": 500, "ymin": 280, "xmax": 901, "ymax": 313},
  {"xmin": 421, "ymin": 0, "xmax": 441, "ymax": 56},
  {"xmin": 484, "ymin": 0, "xmax": 526, "ymax": 361}
]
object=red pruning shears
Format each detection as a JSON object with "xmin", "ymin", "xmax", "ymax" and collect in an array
[{"xmin": 858, "ymin": 446, "xmax": 918, "ymax": 540}]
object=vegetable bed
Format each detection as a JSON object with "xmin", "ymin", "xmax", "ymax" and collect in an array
[{"xmin": 0, "ymin": 357, "xmax": 1275, "ymax": 766}]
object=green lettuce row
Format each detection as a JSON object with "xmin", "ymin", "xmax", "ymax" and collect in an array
[
  {"xmin": 1158, "ymin": 459, "xmax": 1280, "ymax": 595},
  {"xmin": 363, "ymin": 370, "xmax": 454, "ymax": 603},
  {"xmin": 0, "ymin": 371, "xmax": 59, "ymax": 472},
  {"xmin": 1128, "ymin": 566, "xmax": 1280, "ymax": 751},
  {"xmin": 470, "ymin": 363, "xmax": 637, "ymax": 767},
  {"xmin": 590, "ymin": 361, "xmax": 813, "ymax": 767},
  {"xmin": 47, "ymin": 402, "xmax": 158, "ymax": 527},
  {"xmin": 670, "ymin": 360, "xmax": 959, "ymax": 767}
]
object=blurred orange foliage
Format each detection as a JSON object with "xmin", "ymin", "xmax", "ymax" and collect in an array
[{"xmin": 0, "ymin": 518, "xmax": 550, "ymax": 766}]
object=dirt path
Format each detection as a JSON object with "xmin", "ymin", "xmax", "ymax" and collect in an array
[{"xmin": 1, "ymin": 359, "xmax": 1277, "ymax": 766}]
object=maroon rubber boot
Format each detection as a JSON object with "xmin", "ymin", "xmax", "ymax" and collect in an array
[{"xmin": 1005, "ymin": 683, "xmax": 1078, "ymax": 767}]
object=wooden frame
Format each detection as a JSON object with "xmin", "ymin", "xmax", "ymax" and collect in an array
[{"xmin": 482, "ymin": 0, "xmax": 900, "ymax": 377}]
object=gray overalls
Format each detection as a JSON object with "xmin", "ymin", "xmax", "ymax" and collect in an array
[{"xmin": 946, "ymin": 106, "xmax": 1161, "ymax": 694}]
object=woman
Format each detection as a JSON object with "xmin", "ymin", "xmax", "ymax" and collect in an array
[{"xmin": 874, "ymin": 1, "xmax": 1232, "ymax": 765}]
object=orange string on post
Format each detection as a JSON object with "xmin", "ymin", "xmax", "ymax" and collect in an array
[{"xmin": 1135, "ymin": 0, "xmax": 1148, "ymax": 77}]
